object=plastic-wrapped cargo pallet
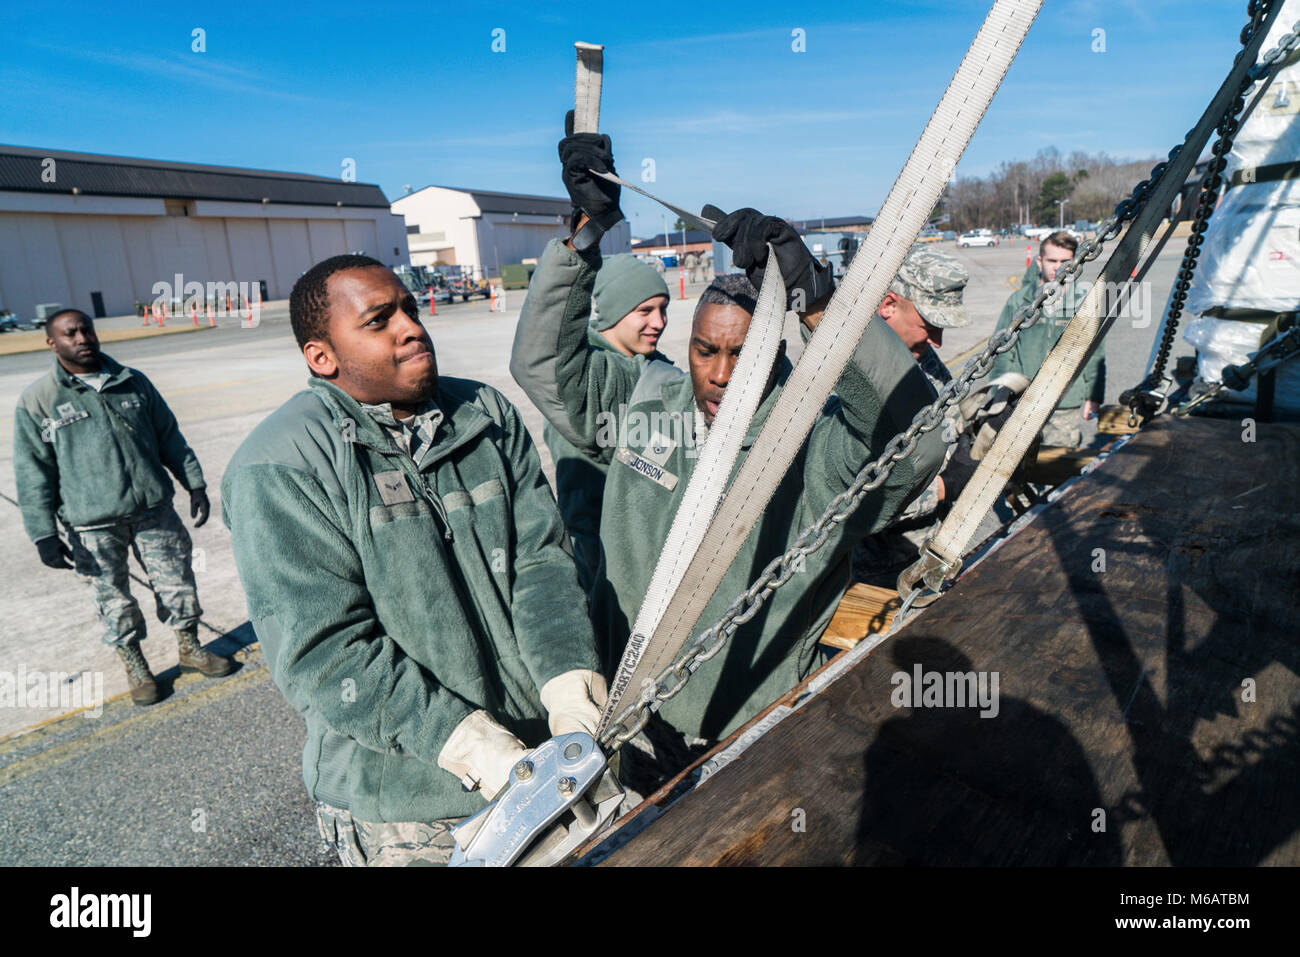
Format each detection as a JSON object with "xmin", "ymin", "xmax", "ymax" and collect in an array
[{"xmin": 1183, "ymin": 0, "xmax": 1300, "ymax": 414}]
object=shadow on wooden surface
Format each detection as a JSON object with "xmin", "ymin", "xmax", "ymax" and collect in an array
[{"xmin": 594, "ymin": 417, "xmax": 1300, "ymax": 866}]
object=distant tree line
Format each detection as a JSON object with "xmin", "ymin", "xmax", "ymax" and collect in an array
[{"xmin": 937, "ymin": 147, "xmax": 1160, "ymax": 232}]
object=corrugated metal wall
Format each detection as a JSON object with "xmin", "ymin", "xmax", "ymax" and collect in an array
[{"xmin": 0, "ymin": 210, "xmax": 404, "ymax": 317}]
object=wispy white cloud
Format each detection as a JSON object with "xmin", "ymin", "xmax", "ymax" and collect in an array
[
  {"xmin": 1034, "ymin": 130, "xmax": 1100, "ymax": 141},
  {"xmin": 23, "ymin": 40, "xmax": 315, "ymax": 102},
  {"xmin": 639, "ymin": 106, "xmax": 908, "ymax": 136},
  {"xmin": 625, "ymin": 19, "xmax": 872, "ymax": 54},
  {"xmin": 629, "ymin": 27, "xmax": 796, "ymax": 51},
  {"xmin": 359, "ymin": 127, "xmax": 556, "ymax": 152},
  {"xmin": 1055, "ymin": 0, "xmax": 1160, "ymax": 29}
]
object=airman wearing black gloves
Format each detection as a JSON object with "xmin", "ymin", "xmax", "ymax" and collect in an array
[
  {"xmin": 512, "ymin": 125, "xmax": 944, "ymax": 787},
  {"xmin": 13, "ymin": 309, "xmax": 230, "ymax": 706},
  {"xmin": 707, "ymin": 205, "xmax": 836, "ymax": 313},
  {"xmin": 558, "ymin": 109, "xmax": 626, "ymax": 252}
]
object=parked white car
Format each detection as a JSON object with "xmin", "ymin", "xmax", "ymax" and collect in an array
[{"xmin": 957, "ymin": 229, "xmax": 999, "ymax": 248}]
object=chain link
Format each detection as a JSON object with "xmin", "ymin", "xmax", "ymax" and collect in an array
[
  {"xmin": 598, "ymin": 0, "xmax": 1284, "ymax": 753},
  {"xmin": 1253, "ymin": 13, "xmax": 1300, "ymax": 73},
  {"xmin": 1125, "ymin": 2, "xmax": 1296, "ymax": 419},
  {"xmin": 600, "ymin": 168, "xmax": 1168, "ymax": 749}
]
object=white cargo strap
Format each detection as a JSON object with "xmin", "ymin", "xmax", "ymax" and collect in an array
[
  {"xmin": 571, "ymin": 41, "xmax": 719, "ymax": 234},
  {"xmin": 572, "ymin": 42, "xmax": 603, "ymax": 133},
  {"xmin": 905, "ymin": 3, "xmax": 1282, "ymax": 599},
  {"xmin": 597, "ymin": 0, "xmax": 1044, "ymax": 722},
  {"xmin": 602, "ymin": 252, "xmax": 786, "ymax": 730}
]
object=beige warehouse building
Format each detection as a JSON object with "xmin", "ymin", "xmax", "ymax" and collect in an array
[
  {"xmin": 0, "ymin": 145, "xmax": 409, "ymax": 319},
  {"xmin": 392, "ymin": 185, "xmax": 630, "ymax": 279}
]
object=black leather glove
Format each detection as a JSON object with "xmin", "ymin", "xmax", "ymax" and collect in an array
[
  {"xmin": 558, "ymin": 110, "xmax": 624, "ymax": 251},
  {"xmin": 190, "ymin": 488, "xmax": 210, "ymax": 528},
  {"xmin": 706, "ymin": 205, "xmax": 834, "ymax": 311},
  {"xmin": 36, "ymin": 536, "xmax": 73, "ymax": 570},
  {"xmin": 940, "ymin": 436, "xmax": 979, "ymax": 504}
]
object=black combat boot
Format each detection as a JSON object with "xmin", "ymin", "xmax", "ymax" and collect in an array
[
  {"xmin": 175, "ymin": 629, "xmax": 234, "ymax": 677},
  {"xmin": 116, "ymin": 642, "xmax": 161, "ymax": 706}
]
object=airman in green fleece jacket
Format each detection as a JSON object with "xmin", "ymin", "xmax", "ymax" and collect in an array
[
  {"xmin": 514, "ymin": 240, "xmax": 942, "ymax": 745},
  {"xmin": 14, "ymin": 309, "xmax": 228, "ymax": 707},
  {"xmin": 221, "ymin": 255, "xmax": 604, "ymax": 866},
  {"xmin": 991, "ymin": 231, "xmax": 1104, "ymax": 448},
  {"xmin": 543, "ymin": 255, "xmax": 672, "ymax": 593},
  {"xmin": 521, "ymin": 119, "xmax": 942, "ymax": 789}
]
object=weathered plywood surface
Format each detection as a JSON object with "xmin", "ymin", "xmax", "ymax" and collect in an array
[{"xmin": 599, "ymin": 417, "xmax": 1300, "ymax": 866}]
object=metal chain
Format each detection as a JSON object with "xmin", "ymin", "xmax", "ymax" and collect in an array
[
  {"xmin": 598, "ymin": 0, "xmax": 1282, "ymax": 753},
  {"xmin": 1252, "ymin": 10, "xmax": 1300, "ymax": 73},
  {"xmin": 1125, "ymin": 1, "xmax": 1296, "ymax": 418},
  {"xmin": 599, "ymin": 157, "xmax": 1175, "ymax": 750}
]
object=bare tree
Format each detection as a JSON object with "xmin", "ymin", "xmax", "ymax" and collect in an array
[{"xmin": 945, "ymin": 148, "xmax": 1159, "ymax": 231}]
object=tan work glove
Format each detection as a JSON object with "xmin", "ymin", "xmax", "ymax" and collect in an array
[
  {"xmin": 437, "ymin": 710, "xmax": 529, "ymax": 800},
  {"xmin": 540, "ymin": 669, "xmax": 608, "ymax": 737}
]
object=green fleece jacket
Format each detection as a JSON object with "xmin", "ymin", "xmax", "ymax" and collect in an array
[
  {"xmin": 511, "ymin": 239, "xmax": 945, "ymax": 741},
  {"xmin": 14, "ymin": 353, "xmax": 205, "ymax": 542},
  {"xmin": 543, "ymin": 325, "xmax": 671, "ymax": 594},
  {"xmin": 991, "ymin": 276, "xmax": 1105, "ymax": 409},
  {"xmin": 221, "ymin": 376, "xmax": 600, "ymax": 822}
]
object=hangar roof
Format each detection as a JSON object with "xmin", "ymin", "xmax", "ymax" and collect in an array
[
  {"xmin": 632, "ymin": 229, "xmax": 713, "ymax": 247},
  {"xmin": 396, "ymin": 185, "xmax": 571, "ymax": 217},
  {"xmin": 0, "ymin": 145, "xmax": 392, "ymax": 208},
  {"xmin": 790, "ymin": 215, "xmax": 875, "ymax": 232}
]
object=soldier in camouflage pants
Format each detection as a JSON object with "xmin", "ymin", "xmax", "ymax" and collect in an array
[
  {"xmin": 315, "ymin": 802, "xmax": 464, "ymax": 867},
  {"xmin": 990, "ymin": 232, "xmax": 1104, "ymax": 449},
  {"xmin": 66, "ymin": 504, "xmax": 200, "ymax": 647},
  {"xmin": 1040, "ymin": 406, "xmax": 1084, "ymax": 449},
  {"xmin": 14, "ymin": 311, "xmax": 233, "ymax": 707}
]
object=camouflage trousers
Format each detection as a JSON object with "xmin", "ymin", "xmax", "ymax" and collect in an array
[
  {"xmin": 1041, "ymin": 407, "xmax": 1083, "ymax": 449},
  {"xmin": 315, "ymin": 801, "xmax": 465, "ymax": 867},
  {"xmin": 66, "ymin": 505, "xmax": 200, "ymax": 647}
]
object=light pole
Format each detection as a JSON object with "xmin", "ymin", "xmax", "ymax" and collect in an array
[{"xmin": 1056, "ymin": 198, "xmax": 1069, "ymax": 229}]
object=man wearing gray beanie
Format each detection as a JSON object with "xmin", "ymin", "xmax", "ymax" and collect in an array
[
  {"xmin": 590, "ymin": 255, "xmax": 671, "ymax": 356},
  {"xmin": 542, "ymin": 254, "xmax": 672, "ymax": 592},
  {"xmin": 512, "ymin": 115, "xmax": 941, "ymax": 795}
]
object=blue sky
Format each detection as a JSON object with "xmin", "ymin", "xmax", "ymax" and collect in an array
[{"xmin": 0, "ymin": 1, "xmax": 1260, "ymax": 238}]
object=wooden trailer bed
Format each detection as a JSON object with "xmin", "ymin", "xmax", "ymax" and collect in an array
[{"xmin": 579, "ymin": 416, "xmax": 1300, "ymax": 866}]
